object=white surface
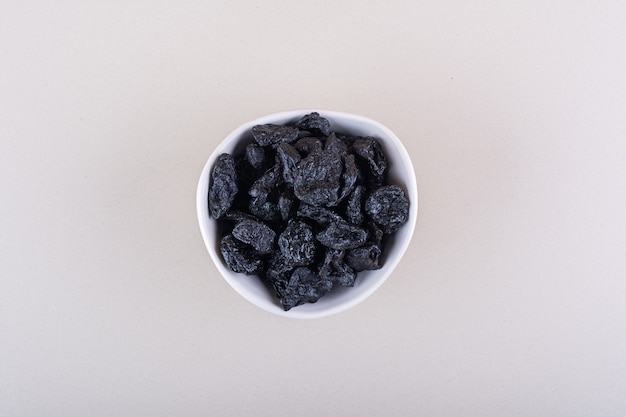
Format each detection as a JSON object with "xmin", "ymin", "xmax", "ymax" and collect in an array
[
  {"xmin": 197, "ymin": 109, "xmax": 418, "ymax": 318},
  {"xmin": 2, "ymin": 2, "xmax": 626, "ymax": 416}
]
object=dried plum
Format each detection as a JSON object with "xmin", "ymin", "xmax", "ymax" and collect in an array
[
  {"xmin": 248, "ymin": 164, "xmax": 281, "ymax": 221},
  {"xmin": 251, "ymin": 124, "xmax": 299, "ymax": 147},
  {"xmin": 294, "ymin": 136, "xmax": 323, "ymax": 156},
  {"xmin": 278, "ymin": 220, "xmax": 316, "ymax": 266},
  {"xmin": 232, "ymin": 219, "xmax": 276, "ymax": 254},
  {"xmin": 319, "ymin": 249, "xmax": 356, "ymax": 287},
  {"xmin": 338, "ymin": 154, "xmax": 358, "ymax": 203},
  {"xmin": 209, "ymin": 153, "xmax": 238, "ymax": 219},
  {"xmin": 316, "ymin": 221, "xmax": 367, "ymax": 250},
  {"xmin": 325, "ymin": 132, "xmax": 349, "ymax": 154},
  {"xmin": 276, "ymin": 142, "xmax": 301, "ymax": 185},
  {"xmin": 295, "ymin": 112, "xmax": 331, "ymax": 136},
  {"xmin": 293, "ymin": 149, "xmax": 343, "ymax": 207},
  {"xmin": 296, "ymin": 203, "xmax": 344, "ymax": 226},
  {"xmin": 220, "ymin": 234, "xmax": 263, "ymax": 275},
  {"xmin": 279, "ymin": 267, "xmax": 333, "ymax": 311},
  {"xmin": 365, "ymin": 185, "xmax": 410, "ymax": 234},
  {"xmin": 345, "ymin": 184, "xmax": 366, "ymax": 225},
  {"xmin": 245, "ymin": 143, "xmax": 265, "ymax": 169},
  {"xmin": 278, "ymin": 190, "xmax": 295, "ymax": 222},
  {"xmin": 352, "ymin": 137, "xmax": 387, "ymax": 183},
  {"xmin": 346, "ymin": 244, "xmax": 382, "ymax": 272}
]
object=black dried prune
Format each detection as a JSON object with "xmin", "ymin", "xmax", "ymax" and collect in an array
[
  {"xmin": 296, "ymin": 203, "xmax": 344, "ymax": 226},
  {"xmin": 324, "ymin": 132, "xmax": 349, "ymax": 154},
  {"xmin": 319, "ymin": 248, "xmax": 357, "ymax": 287},
  {"xmin": 245, "ymin": 142, "xmax": 265, "ymax": 169},
  {"xmin": 293, "ymin": 136, "xmax": 323, "ymax": 156},
  {"xmin": 232, "ymin": 219, "xmax": 276, "ymax": 254},
  {"xmin": 251, "ymin": 124, "xmax": 299, "ymax": 147},
  {"xmin": 366, "ymin": 221, "xmax": 385, "ymax": 248},
  {"xmin": 248, "ymin": 163, "xmax": 281, "ymax": 197},
  {"xmin": 364, "ymin": 185, "xmax": 410, "ymax": 234},
  {"xmin": 209, "ymin": 153, "xmax": 238, "ymax": 219},
  {"xmin": 223, "ymin": 210, "xmax": 258, "ymax": 223},
  {"xmin": 279, "ymin": 266, "xmax": 333, "ymax": 311},
  {"xmin": 337, "ymin": 154, "xmax": 358, "ymax": 203},
  {"xmin": 264, "ymin": 252, "xmax": 294, "ymax": 298},
  {"xmin": 346, "ymin": 244, "xmax": 382, "ymax": 272},
  {"xmin": 220, "ymin": 234, "xmax": 263, "ymax": 275},
  {"xmin": 276, "ymin": 142, "xmax": 301, "ymax": 185},
  {"xmin": 295, "ymin": 112, "xmax": 331, "ymax": 136},
  {"xmin": 248, "ymin": 164, "xmax": 281, "ymax": 221},
  {"xmin": 316, "ymin": 221, "xmax": 367, "ymax": 250},
  {"xmin": 293, "ymin": 149, "xmax": 343, "ymax": 207},
  {"xmin": 278, "ymin": 189, "xmax": 295, "ymax": 222},
  {"xmin": 352, "ymin": 137, "xmax": 387, "ymax": 182},
  {"xmin": 278, "ymin": 220, "xmax": 316, "ymax": 266},
  {"xmin": 345, "ymin": 184, "xmax": 366, "ymax": 225}
]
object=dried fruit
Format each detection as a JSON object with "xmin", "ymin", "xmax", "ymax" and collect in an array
[
  {"xmin": 345, "ymin": 184, "xmax": 366, "ymax": 225},
  {"xmin": 295, "ymin": 112, "xmax": 331, "ymax": 136},
  {"xmin": 319, "ymin": 249, "xmax": 356, "ymax": 287},
  {"xmin": 346, "ymin": 244, "xmax": 382, "ymax": 272},
  {"xmin": 232, "ymin": 219, "xmax": 276, "ymax": 254},
  {"xmin": 209, "ymin": 154, "xmax": 238, "ymax": 219},
  {"xmin": 220, "ymin": 234, "xmax": 263, "ymax": 275},
  {"xmin": 316, "ymin": 221, "xmax": 368, "ymax": 250},
  {"xmin": 245, "ymin": 143, "xmax": 265, "ymax": 169},
  {"xmin": 364, "ymin": 185, "xmax": 410, "ymax": 234},
  {"xmin": 278, "ymin": 220, "xmax": 316, "ymax": 266},
  {"xmin": 293, "ymin": 149, "xmax": 343, "ymax": 207},
  {"xmin": 251, "ymin": 124, "xmax": 299, "ymax": 147},
  {"xmin": 279, "ymin": 267, "xmax": 333, "ymax": 311},
  {"xmin": 352, "ymin": 137, "xmax": 387, "ymax": 184}
]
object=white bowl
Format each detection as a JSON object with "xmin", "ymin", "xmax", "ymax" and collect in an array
[{"xmin": 197, "ymin": 110, "xmax": 418, "ymax": 318}]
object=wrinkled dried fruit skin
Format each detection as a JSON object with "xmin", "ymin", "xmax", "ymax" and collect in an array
[
  {"xmin": 324, "ymin": 132, "xmax": 349, "ymax": 154},
  {"xmin": 346, "ymin": 244, "xmax": 382, "ymax": 272},
  {"xmin": 276, "ymin": 142, "xmax": 301, "ymax": 185},
  {"xmin": 319, "ymin": 248, "xmax": 356, "ymax": 287},
  {"xmin": 232, "ymin": 219, "xmax": 276, "ymax": 254},
  {"xmin": 252, "ymin": 124, "xmax": 299, "ymax": 147},
  {"xmin": 295, "ymin": 112, "xmax": 331, "ymax": 136},
  {"xmin": 220, "ymin": 234, "xmax": 263, "ymax": 275},
  {"xmin": 352, "ymin": 137, "xmax": 387, "ymax": 183},
  {"xmin": 279, "ymin": 267, "xmax": 334, "ymax": 311},
  {"xmin": 365, "ymin": 185, "xmax": 410, "ymax": 234},
  {"xmin": 345, "ymin": 185, "xmax": 366, "ymax": 225},
  {"xmin": 278, "ymin": 190, "xmax": 294, "ymax": 222},
  {"xmin": 338, "ymin": 154, "xmax": 358, "ymax": 203},
  {"xmin": 223, "ymin": 210, "xmax": 259, "ymax": 223},
  {"xmin": 278, "ymin": 220, "xmax": 316, "ymax": 266},
  {"xmin": 296, "ymin": 203, "xmax": 344, "ymax": 227},
  {"xmin": 316, "ymin": 221, "xmax": 368, "ymax": 250},
  {"xmin": 209, "ymin": 112, "xmax": 411, "ymax": 310},
  {"xmin": 265, "ymin": 252, "xmax": 294, "ymax": 291},
  {"xmin": 293, "ymin": 149, "xmax": 343, "ymax": 207},
  {"xmin": 366, "ymin": 221, "xmax": 385, "ymax": 248},
  {"xmin": 294, "ymin": 136, "xmax": 323, "ymax": 156},
  {"xmin": 248, "ymin": 164, "xmax": 281, "ymax": 221},
  {"xmin": 209, "ymin": 154, "xmax": 238, "ymax": 219},
  {"xmin": 245, "ymin": 143, "xmax": 265, "ymax": 169}
]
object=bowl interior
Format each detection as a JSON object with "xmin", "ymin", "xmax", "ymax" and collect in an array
[{"xmin": 197, "ymin": 110, "xmax": 417, "ymax": 318}]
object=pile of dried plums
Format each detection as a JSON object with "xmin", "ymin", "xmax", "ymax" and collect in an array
[{"xmin": 209, "ymin": 112, "xmax": 409, "ymax": 310}]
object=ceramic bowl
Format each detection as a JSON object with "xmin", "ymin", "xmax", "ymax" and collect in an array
[{"xmin": 197, "ymin": 110, "xmax": 417, "ymax": 318}]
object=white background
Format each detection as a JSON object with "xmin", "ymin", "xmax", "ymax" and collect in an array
[{"xmin": 2, "ymin": 1, "xmax": 626, "ymax": 416}]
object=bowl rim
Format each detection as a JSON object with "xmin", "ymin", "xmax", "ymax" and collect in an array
[{"xmin": 197, "ymin": 109, "xmax": 418, "ymax": 319}]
